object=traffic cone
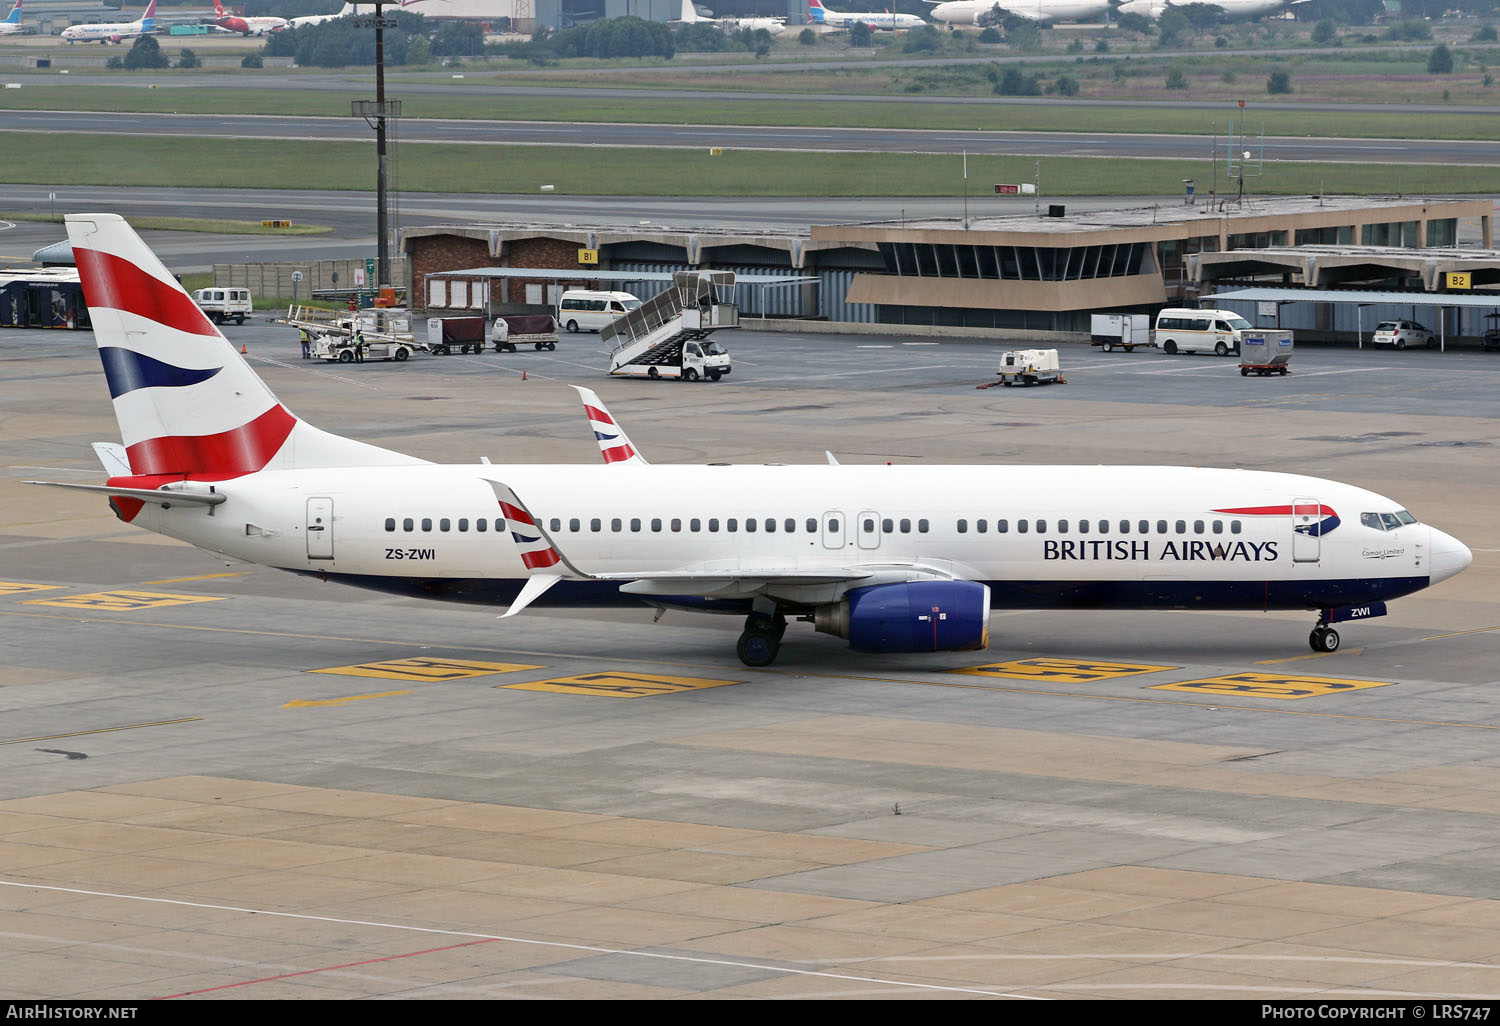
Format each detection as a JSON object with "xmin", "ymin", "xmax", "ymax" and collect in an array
[
  {"xmin": 521, "ymin": 370, "xmax": 527, "ymax": 381},
  {"xmin": 241, "ymin": 344, "xmax": 247, "ymax": 355}
]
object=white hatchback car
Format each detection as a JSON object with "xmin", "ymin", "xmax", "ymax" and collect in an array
[{"xmin": 1371, "ymin": 320, "xmax": 1434, "ymax": 349}]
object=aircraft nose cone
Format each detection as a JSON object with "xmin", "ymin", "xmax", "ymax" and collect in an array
[{"xmin": 1430, "ymin": 528, "xmax": 1473, "ymax": 585}]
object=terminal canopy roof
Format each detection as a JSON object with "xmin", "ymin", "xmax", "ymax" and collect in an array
[
  {"xmin": 427, "ymin": 267, "xmax": 820, "ymax": 285},
  {"xmin": 1211, "ymin": 287, "xmax": 1500, "ymax": 309}
]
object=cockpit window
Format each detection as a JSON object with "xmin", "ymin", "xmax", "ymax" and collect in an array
[{"xmin": 1362, "ymin": 511, "xmax": 1419, "ymax": 532}]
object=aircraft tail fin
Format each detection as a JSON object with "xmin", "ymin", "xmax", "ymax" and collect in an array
[
  {"xmin": 2, "ymin": 1, "xmax": 22, "ymax": 26},
  {"xmin": 808, "ymin": 0, "xmax": 828, "ymax": 17},
  {"xmin": 573, "ymin": 386, "xmax": 647, "ymax": 466},
  {"xmin": 65, "ymin": 213, "xmax": 425, "ymax": 480},
  {"xmin": 678, "ymin": 0, "xmax": 700, "ymax": 21},
  {"xmin": 141, "ymin": 0, "xmax": 156, "ymax": 25}
]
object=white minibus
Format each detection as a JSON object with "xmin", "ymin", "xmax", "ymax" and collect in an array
[
  {"xmin": 557, "ymin": 290, "xmax": 641, "ymax": 333},
  {"xmin": 1153, "ymin": 308, "xmax": 1255, "ymax": 356}
]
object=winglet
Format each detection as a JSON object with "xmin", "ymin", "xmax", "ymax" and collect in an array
[
  {"xmin": 572, "ymin": 385, "xmax": 648, "ymax": 466},
  {"xmin": 485, "ymin": 479, "xmax": 591, "ymax": 579}
]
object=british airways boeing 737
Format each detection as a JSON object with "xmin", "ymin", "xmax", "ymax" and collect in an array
[{"xmin": 29, "ymin": 215, "xmax": 1472, "ymax": 667}]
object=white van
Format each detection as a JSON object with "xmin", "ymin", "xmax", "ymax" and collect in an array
[
  {"xmin": 1153, "ymin": 308, "xmax": 1254, "ymax": 357},
  {"xmin": 192, "ymin": 287, "xmax": 253, "ymax": 326},
  {"xmin": 557, "ymin": 290, "xmax": 641, "ymax": 334}
]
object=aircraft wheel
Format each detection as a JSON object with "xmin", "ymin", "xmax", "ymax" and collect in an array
[
  {"xmin": 737, "ymin": 630, "xmax": 779, "ymax": 667},
  {"xmin": 1309, "ymin": 627, "xmax": 1340, "ymax": 653}
]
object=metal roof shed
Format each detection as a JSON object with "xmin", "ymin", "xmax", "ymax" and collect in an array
[{"xmin": 1210, "ymin": 287, "xmax": 1500, "ymax": 351}]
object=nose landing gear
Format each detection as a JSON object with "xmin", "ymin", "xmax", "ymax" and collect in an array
[{"xmin": 1309, "ymin": 623, "xmax": 1340, "ymax": 653}]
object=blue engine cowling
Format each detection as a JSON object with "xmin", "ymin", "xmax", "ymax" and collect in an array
[{"xmin": 815, "ymin": 581, "xmax": 991, "ymax": 654}]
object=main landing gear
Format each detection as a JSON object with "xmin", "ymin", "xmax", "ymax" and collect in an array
[{"xmin": 737, "ymin": 611, "xmax": 787, "ymax": 667}]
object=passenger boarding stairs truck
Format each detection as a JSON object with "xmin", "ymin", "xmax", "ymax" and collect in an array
[{"xmin": 602, "ymin": 271, "xmax": 737, "ymax": 381}]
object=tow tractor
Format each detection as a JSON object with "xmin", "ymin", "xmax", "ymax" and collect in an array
[{"xmin": 978, "ymin": 349, "xmax": 1065, "ymax": 388}]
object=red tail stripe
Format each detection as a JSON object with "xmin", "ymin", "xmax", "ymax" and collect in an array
[
  {"xmin": 583, "ymin": 405, "xmax": 616, "ymax": 425},
  {"xmin": 74, "ymin": 247, "xmax": 219, "ymax": 338},
  {"xmin": 498, "ymin": 501, "xmax": 535, "ymax": 526},
  {"xmin": 521, "ymin": 549, "xmax": 560, "ymax": 569},
  {"xmin": 601, "ymin": 445, "xmax": 636, "ymax": 463},
  {"xmin": 125, "ymin": 404, "xmax": 295, "ymax": 476}
]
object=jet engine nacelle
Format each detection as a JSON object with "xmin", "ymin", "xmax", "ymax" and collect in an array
[
  {"xmin": 814, "ymin": 581, "xmax": 991, "ymax": 654},
  {"xmin": 974, "ymin": 4, "xmax": 1008, "ymax": 26}
]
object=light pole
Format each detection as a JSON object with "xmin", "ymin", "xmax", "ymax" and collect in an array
[{"xmin": 351, "ymin": 1, "xmax": 401, "ymax": 293}]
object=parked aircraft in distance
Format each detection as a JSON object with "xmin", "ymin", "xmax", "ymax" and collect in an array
[
  {"xmin": 808, "ymin": 0, "xmax": 925, "ymax": 30},
  {"xmin": 925, "ymin": 0, "xmax": 1111, "ymax": 25},
  {"xmin": 33, "ymin": 214, "xmax": 1472, "ymax": 667},
  {"xmin": 1115, "ymin": 0, "xmax": 1308, "ymax": 18},
  {"xmin": 210, "ymin": 0, "xmax": 286, "ymax": 35},
  {"xmin": 0, "ymin": 0, "xmax": 26, "ymax": 36},
  {"xmin": 288, "ymin": 2, "xmax": 372, "ymax": 27},
  {"xmin": 60, "ymin": 0, "xmax": 155, "ymax": 42},
  {"xmin": 672, "ymin": 0, "xmax": 787, "ymax": 34}
]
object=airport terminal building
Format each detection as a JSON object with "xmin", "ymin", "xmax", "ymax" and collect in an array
[{"xmin": 401, "ymin": 195, "xmax": 1498, "ymax": 338}]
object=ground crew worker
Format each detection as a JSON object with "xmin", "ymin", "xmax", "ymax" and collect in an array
[
  {"xmin": 354, "ymin": 330, "xmax": 365, "ymax": 363},
  {"xmin": 299, "ymin": 328, "xmax": 311, "ymax": 359}
]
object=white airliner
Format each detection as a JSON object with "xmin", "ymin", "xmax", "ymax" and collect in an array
[
  {"xmin": 31, "ymin": 214, "xmax": 1473, "ymax": 667},
  {"xmin": 926, "ymin": 0, "xmax": 1110, "ymax": 25},
  {"xmin": 807, "ymin": 0, "xmax": 925, "ymax": 30},
  {"xmin": 288, "ymin": 2, "xmax": 371, "ymax": 27},
  {"xmin": 60, "ymin": 0, "xmax": 155, "ymax": 43},
  {"xmin": 0, "ymin": 0, "xmax": 26, "ymax": 36},
  {"xmin": 1116, "ymin": 0, "xmax": 1309, "ymax": 18},
  {"xmin": 671, "ymin": 0, "xmax": 787, "ymax": 34},
  {"xmin": 210, "ymin": 0, "xmax": 286, "ymax": 35}
]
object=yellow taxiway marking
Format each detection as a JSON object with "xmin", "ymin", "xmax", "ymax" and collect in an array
[
  {"xmin": 1255, "ymin": 649, "xmax": 1365, "ymax": 664},
  {"xmin": 1422, "ymin": 625, "xmax": 1500, "ymax": 641},
  {"xmin": 0, "ymin": 582, "xmax": 64, "ymax": 596},
  {"xmin": 140, "ymin": 572, "xmax": 253, "ymax": 586},
  {"xmin": 1150, "ymin": 672, "xmax": 1395, "ymax": 701},
  {"xmin": 21, "ymin": 590, "xmax": 226, "ymax": 612},
  {"xmin": 951, "ymin": 658, "xmax": 1178, "ymax": 684},
  {"xmin": 309, "ymin": 657, "xmax": 542, "ymax": 682},
  {"xmin": 502, "ymin": 670, "xmax": 741, "ymax": 699},
  {"xmin": 0, "ymin": 718, "xmax": 201, "ymax": 746},
  {"xmin": 284, "ymin": 692, "xmax": 412, "ymax": 708}
]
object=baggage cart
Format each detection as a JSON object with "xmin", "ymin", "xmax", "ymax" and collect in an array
[{"xmin": 1238, "ymin": 330, "xmax": 1295, "ymax": 376}]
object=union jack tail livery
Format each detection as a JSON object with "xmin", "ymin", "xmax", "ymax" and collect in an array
[
  {"xmin": 573, "ymin": 386, "xmax": 647, "ymax": 466},
  {"xmin": 65, "ymin": 213, "xmax": 423, "ymax": 486}
]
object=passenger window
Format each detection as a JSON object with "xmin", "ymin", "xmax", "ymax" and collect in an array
[
  {"xmin": 957, "ymin": 519, "xmax": 968, "ymax": 534},
  {"xmin": 458, "ymin": 519, "xmax": 469, "ymax": 532},
  {"xmin": 1175, "ymin": 520, "xmax": 1186, "ymax": 534},
  {"xmin": 550, "ymin": 519, "xmax": 561, "ymax": 531},
  {"xmin": 1138, "ymin": 520, "xmax": 1149, "ymax": 534},
  {"xmin": 785, "ymin": 519, "xmax": 795, "ymax": 533},
  {"xmin": 709, "ymin": 518, "xmax": 719, "ymax": 532},
  {"xmin": 977, "ymin": 519, "xmax": 987, "ymax": 533},
  {"xmin": 1098, "ymin": 519, "xmax": 1109, "ymax": 535},
  {"xmin": 918, "ymin": 519, "xmax": 929, "ymax": 533},
  {"xmin": 1212, "ymin": 520, "xmax": 1223, "ymax": 534},
  {"xmin": 1194, "ymin": 520, "xmax": 1204, "ymax": 534},
  {"xmin": 631, "ymin": 518, "xmax": 642, "ymax": 532},
  {"xmin": 900, "ymin": 519, "xmax": 911, "ymax": 533},
  {"xmin": 691, "ymin": 518, "xmax": 701, "ymax": 532},
  {"xmin": 672, "ymin": 518, "xmax": 682, "ymax": 532},
  {"xmin": 727, "ymin": 518, "xmax": 737, "ymax": 532},
  {"xmin": 746, "ymin": 518, "xmax": 757, "ymax": 533},
  {"xmin": 385, "ymin": 518, "xmax": 396, "ymax": 532},
  {"xmin": 806, "ymin": 518, "xmax": 817, "ymax": 533},
  {"xmin": 764, "ymin": 518, "xmax": 775, "ymax": 533},
  {"xmin": 422, "ymin": 518, "xmax": 433, "ymax": 532},
  {"xmin": 997, "ymin": 519, "xmax": 1008, "ymax": 533},
  {"xmin": 591, "ymin": 518, "xmax": 601, "ymax": 532},
  {"xmin": 1036, "ymin": 520, "xmax": 1046, "ymax": 534},
  {"xmin": 569, "ymin": 518, "xmax": 580, "ymax": 532},
  {"xmin": 1231, "ymin": 521, "xmax": 1242, "ymax": 534},
  {"xmin": 1057, "ymin": 519, "xmax": 1068, "ymax": 533},
  {"xmin": 1078, "ymin": 520, "xmax": 1089, "ymax": 534},
  {"xmin": 612, "ymin": 518, "xmax": 622, "ymax": 532},
  {"xmin": 883, "ymin": 518, "xmax": 894, "ymax": 533},
  {"xmin": 652, "ymin": 518, "xmax": 662, "ymax": 532},
  {"xmin": 1156, "ymin": 520, "xmax": 1167, "ymax": 534},
  {"xmin": 476, "ymin": 519, "xmax": 487, "ymax": 533},
  {"xmin": 1018, "ymin": 520, "xmax": 1028, "ymax": 534},
  {"xmin": 495, "ymin": 519, "xmax": 505, "ymax": 531},
  {"xmin": 440, "ymin": 518, "xmax": 451, "ymax": 532}
]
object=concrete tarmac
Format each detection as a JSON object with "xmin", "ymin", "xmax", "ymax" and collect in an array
[{"xmin": 2, "ymin": 325, "xmax": 1498, "ymax": 999}]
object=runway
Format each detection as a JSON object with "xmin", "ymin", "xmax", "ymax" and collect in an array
[
  {"xmin": 2, "ymin": 325, "xmax": 1498, "ymax": 998},
  {"xmin": 8, "ymin": 108, "xmax": 1499, "ymax": 166}
]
